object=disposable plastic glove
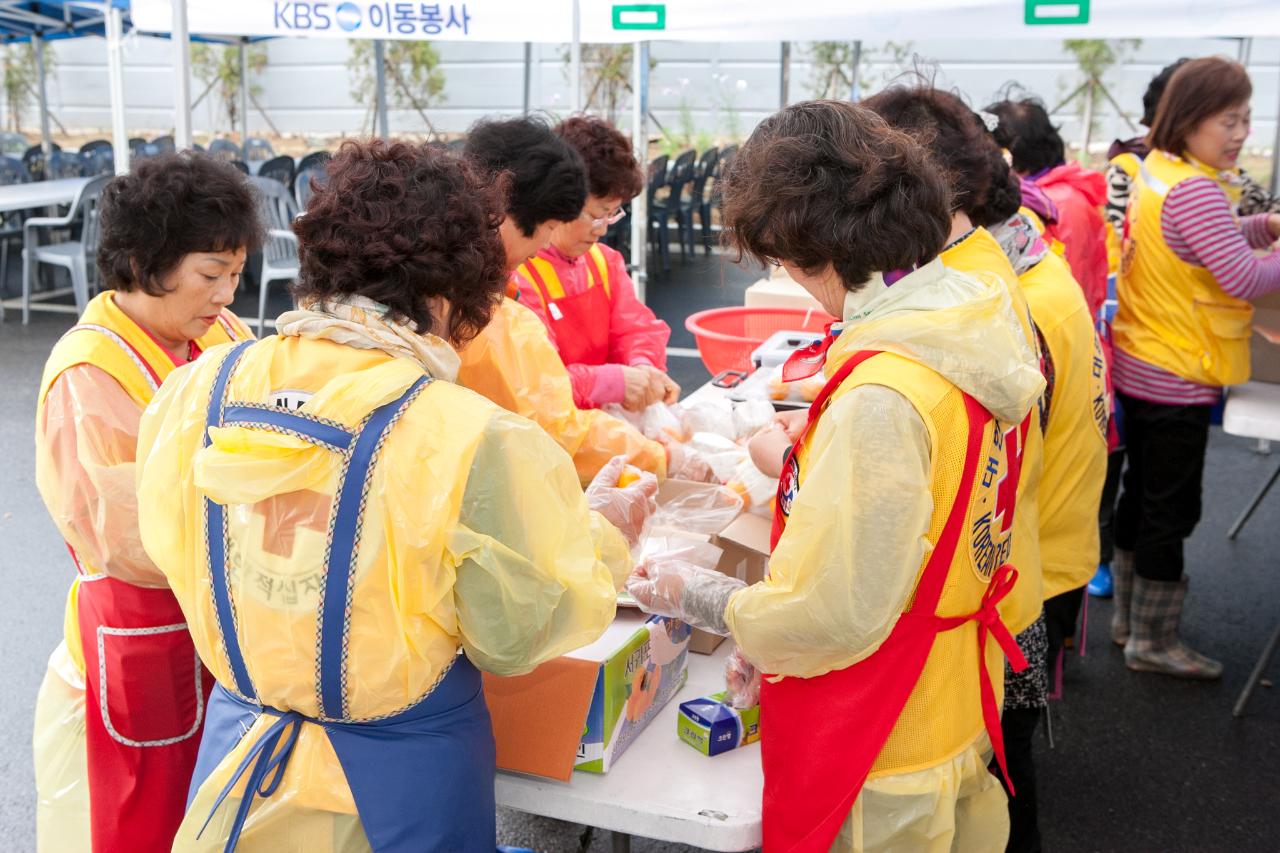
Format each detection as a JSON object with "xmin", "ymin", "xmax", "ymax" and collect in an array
[
  {"xmin": 626, "ymin": 558, "xmax": 745, "ymax": 635},
  {"xmin": 660, "ymin": 436, "xmax": 718, "ymax": 483},
  {"xmin": 723, "ymin": 646, "xmax": 761, "ymax": 709},
  {"xmin": 586, "ymin": 455, "xmax": 659, "ymax": 547}
]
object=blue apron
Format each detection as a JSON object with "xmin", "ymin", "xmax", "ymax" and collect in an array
[{"xmin": 187, "ymin": 341, "xmax": 496, "ymax": 853}]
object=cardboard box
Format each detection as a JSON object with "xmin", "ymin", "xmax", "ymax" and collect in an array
[
  {"xmin": 1251, "ymin": 291, "xmax": 1280, "ymax": 384},
  {"xmin": 482, "ymin": 611, "xmax": 691, "ymax": 780},
  {"xmin": 677, "ymin": 691, "xmax": 761, "ymax": 756}
]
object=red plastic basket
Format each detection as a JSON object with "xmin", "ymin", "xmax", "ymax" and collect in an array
[{"xmin": 685, "ymin": 306, "xmax": 836, "ymax": 376}]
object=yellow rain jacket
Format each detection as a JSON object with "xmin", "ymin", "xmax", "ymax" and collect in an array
[
  {"xmin": 941, "ymin": 228, "xmax": 1045, "ymax": 634},
  {"xmin": 135, "ymin": 301, "xmax": 631, "ymax": 851},
  {"xmin": 457, "ymin": 298, "xmax": 667, "ymax": 485},
  {"xmin": 32, "ymin": 291, "xmax": 251, "ymax": 853},
  {"xmin": 1019, "ymin": 251, "xmax": 1109, "ymax": 598},
  {"xmin": 725, "ymin": 260, "xmax": 1044, "ymax": 852}
]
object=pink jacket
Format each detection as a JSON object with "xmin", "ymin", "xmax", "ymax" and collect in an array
[
  {"xmin": 514, "ymin": 242, "xmax": 671, "ymax": 409},
  {"xmin": 1034, "ymin": 162, "xmax": 1109, "ymax": 319}
]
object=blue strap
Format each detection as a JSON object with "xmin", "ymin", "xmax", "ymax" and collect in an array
[
  {"xmin": 222, "ymin": 405, "xmax": 355, "ymax": 451},
  {"xmin": 196, "ymin": 708, "xmax": 304, "ymax": 853},
  {"xmin": 204, "ymin": 341, "xmax": 258, "ymax": 701},
  {"xmin": 319, "ymin": 376, "xmax": 429, "ymax": 720}
]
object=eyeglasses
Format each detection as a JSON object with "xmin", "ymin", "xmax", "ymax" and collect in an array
[{"xmin": 582, "ymin": 207, "xmax": 627, "ymax": 228}]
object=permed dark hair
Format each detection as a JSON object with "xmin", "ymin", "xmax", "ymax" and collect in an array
[
  {"xmin": 96, "ymin": 153, "xmax": 263, "ymax": 295},
  {"xmin": 292, "ymin": 139, "xmax": 507, "ymax": 346},
  {"xmin": 555, "ymin": 115, "xmax": 644, "ymax": 201},
  {"xmin": 1142, "ymin": 58, "xmax": 1191, "ymax": 127},
  {"xmin": 463, "ymin": 115, "xmax": 587, "ymax": 236},
  {"xmin": 720, "ymin": 100, "xmax": 951, "ymax": 292},
  {"xmin": 863, "ymin": 84, "xmax": 1020, "ymax": 226},
  {"xmin": 983, "ymin": 98, "xmax": 1066, "ymax": 175}
]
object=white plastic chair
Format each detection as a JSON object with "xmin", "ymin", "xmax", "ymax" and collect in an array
[
  {"xmin": 251, "ymin": 176, "xmax": 300, "ymax": 334},
  {"xmin": 21, "ymin": 175, "xmax": 111, "ymax": 324}
]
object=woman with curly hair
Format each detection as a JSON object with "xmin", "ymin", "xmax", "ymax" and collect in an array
[
  {"xmin": 133, "ymin": 140, "xmax": 656, "ymax": 852},
  {"xmin": 510, "ymin": 115, "xmax": 676, "ymax": 412},
  {"xmin": 628, "ymin": 100, "xmax": 1043, "ymax": 852},
  {"xmin": 32, "ymin": 153, "xmax": 260, "ymax": 852}
]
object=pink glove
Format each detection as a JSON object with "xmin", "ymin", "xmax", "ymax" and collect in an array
[
  {"xmin": 586, "ymin": 455, "xmax": 658, "ymax": 547},
  {"xmin": 625, "ymin": 558, "xmax": 745, "ymax": 634},
  {"xmin": 724, "ymin": 646, "xmax": 761, "ymax": 709}
]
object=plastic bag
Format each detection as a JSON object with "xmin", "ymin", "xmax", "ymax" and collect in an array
[{"xmin": 650, "ymin": 481, "xmax": 744, "ymax": 536}]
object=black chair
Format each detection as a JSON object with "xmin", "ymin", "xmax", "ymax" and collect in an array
[
  {"xmin": 150, "ymin": 135, "xmax": 176, "ymax": 155},
  {"xmin": 79, "ymin": 139, "xmax": 113, "ymax": 156},
  {"xmin": 129, "ymin": 137, "xmax": 160, "ymax": 161},
  {"xmin": 708, "ymin": 144, "xmax": 737, "ymax": 244},
  {"xmin": 645, "ymin": 153, "xmax": 675, "ymax": 272},
  {"xmin": 601, "ymin": 201, "xmax": 632, "ymax": 259},
  {"xmin": 229, "ymin": 160, "xmax": 251, "ymax": 175},
  {"xmin": 78, "ymin": 147, "xmax": 115, "ymax": 177},
  {"xmin": 208, "ymin": 138, "xmax": 242, "ymax": 162},
  {"xmin": 649, "ymin": 149, "xmax": 695, "ymax": 272},
  {"xmin": 45, "ymin": 150, "xmax": 85, "ymax": 179},
  {"xmin": 244, "ymin": 137, "xmax": 274, "ymax": 165},
  {"xmin": 295, "ymin": 150, "xmax": 331, "ymax": 174},
  {"xmin": 682, "ymin": 147, "xmax": 719, "ymax": 253},
  {"xmin": 257, "ymin": 155, "xmax": 296, "ymax": 187},
  {"xmin": 22, "ymin": 143, "xmax": 61, "ymax": 182},
  {"xmin": 0, "ymin": 156, "xmax": 30, "ymax": 313}
]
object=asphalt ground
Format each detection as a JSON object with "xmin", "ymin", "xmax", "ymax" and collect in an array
[{"xmin": 2, "ymin": 250, "xmax": 1278, "ymax": 851}]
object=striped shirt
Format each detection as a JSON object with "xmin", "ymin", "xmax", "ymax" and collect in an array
[{"xmin": 1113, "ymin": 176, "xmax": 1280, "ymax": 405}]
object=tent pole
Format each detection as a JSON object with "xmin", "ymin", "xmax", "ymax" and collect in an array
[
  {"xmin": 171, "ymin": 0, "xmax": 192, "ymax": 149},
  {"xmin": 630, "ymin": 40, "xmax": 649, "ymax": 302},
  {"xmin": 571, "ymin": 0, "xmax": 582, "ymax": 112},
  {"xmin": 849, "ymin": 40, "xmax": 862, "ymax": 101},
  {"xmin": 779, "ymin": 42, "xmax": 790, "ymax": 109},
  {"xmin": 105, "ymin": 3, "xmax": 129, "ymax": 175},
  {"xmin": 374, "ymin": 40, "xmax": 389, "ymax": 137},
  {"xmin": 522, "ymin": 42, "xmax": 532, "ymax": 114},
  {"xmin": 239, "ymin": 39, "xmax": 249, "ymax": 147},
  {"xmin": 34, "ymin": 34, "xmax": 52, "ymax": 159},
  {"xmin": 1271, "ymin": 52, "xmax": 1280, "ymax": 197}
]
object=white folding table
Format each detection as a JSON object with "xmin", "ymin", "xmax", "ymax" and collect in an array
[
  {"xmin": 0, "ymin": 177, "xmax": 93, "ymax": 319},
  {"xmin": 1221, "ymin": 381, "xmax": 1280, "ymax": 716},
  {"xmin": 495, "ymin": 641, "xmax": 763, "ymax": 852}
]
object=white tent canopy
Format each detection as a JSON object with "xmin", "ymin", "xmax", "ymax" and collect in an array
[{"xmin": 132, "ymin": 0, "xmax": 1280, "ymax": 42}]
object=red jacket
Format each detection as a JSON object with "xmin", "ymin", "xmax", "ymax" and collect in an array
[{"xmin": 1033, "ymin": 162, "xmax": 1109, "ymax": 319}]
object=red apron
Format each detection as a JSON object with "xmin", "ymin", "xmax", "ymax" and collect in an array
[
  {"xmin": 522, "ymin": 257, "xmax": 613, "ymax": 366},
  {"xmin": 762, "ymin": 348, "xmax": 1027, "ymax": 852},
  {"xmin": 74, "ymin": 568, "xmax": 213, "ymax": 852}
]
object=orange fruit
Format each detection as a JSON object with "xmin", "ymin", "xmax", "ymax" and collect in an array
[{"xmin": 617, "ymin": 465, "xmax": 644, "ymax": 488}]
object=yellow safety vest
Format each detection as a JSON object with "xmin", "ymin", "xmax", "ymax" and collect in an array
[
  {"xmin": 1116, "ymin": 151, "xmax": 1251, "ymax": 387},
  {"xmin": 787, "ymin": 352, "xmax": 1010, "ymax": 776},
  {"xmin": 1020, "ymin": 251, "xmax": 1108, "ymax": 599},
  {"xmin": 941, "ymin": 228, "xmax": 1044, "ymax": 635},
  {"xmin": 37, "ymin": 291, "xmax": 251, "ymax": 671},
  {"xmin": 518, "ymin": 243, "xmax": 612, "ymax": 311}
]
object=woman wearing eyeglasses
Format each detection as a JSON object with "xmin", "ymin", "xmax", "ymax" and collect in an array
[{"xmin": 512, "ymin": 115, "xmax": 677, "ymax": 412}]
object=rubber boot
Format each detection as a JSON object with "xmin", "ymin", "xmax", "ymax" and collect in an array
[
  {"xmin": 1110, "ymin": 548, "xmax": 1134, "ymax": 646},
  {"xmin": 1124, "ymin": 576, "xmax": 1223, "ymax": 679},
  {"xmin": 1087, "ymin": 563, "xmax": 1114, "ymax": 598}
]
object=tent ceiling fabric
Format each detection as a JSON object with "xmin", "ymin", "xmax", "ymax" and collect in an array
[
  {"xmin": 129, "ymin": 0, "xmax": 1280, "ymax": 42},
  {"xmin": 0, "ymin": 1, "xmax": 128, "ymax": 42}
]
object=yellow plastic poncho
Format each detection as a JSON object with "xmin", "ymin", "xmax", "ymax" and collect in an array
[
  {"xmin": 724, "ymin": 261, "xmax": 1044, "ymax": 852},
  {"xmin": 457, "ymin": 297, "xmax": 667, "ymax": 485},
  {"xmin": 135, "ymin": 299, "xmax": 631, "ymax": 852}
]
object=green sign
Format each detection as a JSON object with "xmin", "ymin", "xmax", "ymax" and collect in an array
[
  {"xmin": 612, "ymin": 3, "xmax": 666, "ymax": 30},
  {"xmin": 1025, "ymin": 0, "xmax": 1090, "ymax": 25}
]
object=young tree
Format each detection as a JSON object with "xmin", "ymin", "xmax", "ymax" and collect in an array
[
  {"xmin": 191, "ymin": 43, "xmax": 269, "ymax": 132},
  {"xmin": 2, "ymin": 42, "xmax": 54, "ymax": 134},
  {"xmin": 805, "ymin": 40, "xmax": 913, "ymax": 101},
  {"xmin": 1060, "ymin": 39, "xmax": 1141, "ymax": 156},
  {"xmin": 348, "ymin": 41, "xmax": 446, "ymax": 137}
]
